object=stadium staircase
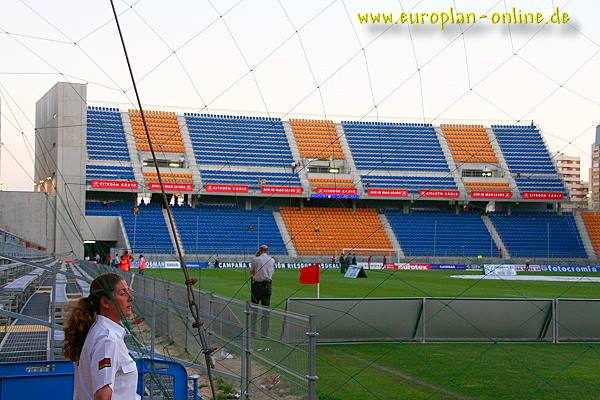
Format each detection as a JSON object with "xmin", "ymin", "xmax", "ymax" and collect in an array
[
  {"xmin": 118, "ymin": 217, "xmax": 132, "ymax": 251},
  {"xmin": 121, "ymin": 112, "xmax": 145, "ymax": 186},
  {"xmin": 178, "ymin": 115, "xmax": 203, "ymax": 190},
  {"xmin": 282, "ymin": 121, "xmax": 310, "ymax": 193},
  {"xmin": 481, "ymin": 215, "xmax": 511, "ymax": 259},
  {"xmin": 162, "ymin": 208, "xmax": 182, "ymax": 255},
  {"xmin": 574, "ymin": 212, "xmax": 596, "ymax": 259},
  {"xmin": 335, "ymin": 123, "xmax": 364, "ymax": 195},
  {"xmin": 273, "ymin": 210, "xmax": 298, "ymax": 257},
  {"xmin": 486, "ymin": 127, "xmax": 519, "ymax": 197},
  {"xmin": 434, "ymin": 126, "xmax": 465, "ymax": 196},
  {"xmin": 378, "ymin": 212, "xmax": 404, "ymax": 258}
]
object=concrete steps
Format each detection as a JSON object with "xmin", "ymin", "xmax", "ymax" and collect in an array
[
  {"xmin": 282, "ymin": 121, "xmax": 310, "ymax": 194},
  {"xmin": 435, "ymin": 126, "xmax": 465, "ymax": 196},
  {"xmin": 121, "ymin": 112, "xmax": 145, "ymax": 186},
  {"xmin": 273, "ymin": 210, "xmax": 297, "ymax": 257},
  {"xmin": 178, "ymin": 115, "xmax": 203, "ymax": 191},
  {"xmin": 482, "ymin": 215, "xmax": 510, "ymax": 259},
  {"xmin": 574, "ymin": 212, "xmax": 596, "ymax": 259},
  {"xmin": 379, "ymin": 213, "xmax": 404, "ymax": 258},
  {"xmin": 336, "ymin": 123, "xmax": 364, "ymax": 195},
  {"xmin": 487, "ymin": 128, "xmax": 519, "ymax": 198}
]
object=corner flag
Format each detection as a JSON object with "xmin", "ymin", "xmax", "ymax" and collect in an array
[{"xmin": 299, "ymin": 264, "xmax": 320, "ymax": 284}]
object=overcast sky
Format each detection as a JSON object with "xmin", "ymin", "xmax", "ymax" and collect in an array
[{"xmin": 0, "ymin": 0, "xmax": 598, "ymax": 191}]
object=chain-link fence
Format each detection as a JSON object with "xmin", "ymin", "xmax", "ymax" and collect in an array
[{"xmin": 79, "ymin": 263, "xmax": 317, "ymax": 400}]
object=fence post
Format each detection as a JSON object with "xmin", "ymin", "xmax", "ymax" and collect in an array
[
  {"xmin": 242, "ymin": 301, "xmax": 252, "ymax": 400},
  {"xmin": 553, "ymin": 298, "xmax": 559, "ymax": 343},
  {"xmin": 306, "ymin": 315, "xmax": 319, "ymax": 400},
  {"xmin": 151, "ymin": 298, "xmax": 156, "ymax": 358},
  {"xmin": 422, "ymin": 297, "xmax": 427, "ymax": 343}
]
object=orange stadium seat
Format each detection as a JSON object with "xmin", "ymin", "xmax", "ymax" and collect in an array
[
  {"xmin": 581, "ymin": 212, "xmax": 600, "ymax": 256},
  {"xmin": 290, "ymin": 119, "xmax": 345, "ymax": 160},
  {"xmin": 129, "ymin": 109, "xmax": 184, "ymax": 154},
  {"xmin": 464, "ymin": 181, "xmax": 511, "ymax": 192},
  {"xmin": 440, "ymin": 124, "xmax": 497, "ymax": 163},
  {"xmin": 280, "ymin": 207, "xmax": 392, "ymax": 255}
]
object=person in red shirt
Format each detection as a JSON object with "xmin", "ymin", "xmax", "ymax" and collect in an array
[
  {"xmin": 119, "ymin": 251, "xmax": 132, "ymax": 272},
  {"xmin": 138, "ymin": 255, "xmax": 146, "ymax": 275}
]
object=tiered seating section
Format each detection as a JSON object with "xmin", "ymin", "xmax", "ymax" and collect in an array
[
  {"xmin": 144, "ymin": 172, "xmax": 193, "ymax": 183},
  {"xmin": 441, "ymin": 124, "xmax": 496, "ymax": 163},
  {"xmin": 580, "ymin": 212, "xmax": 600, "ymax": 256},
  {"xmin": 280, "ymin": 207, "xmax": 392, "ymax": 255},
  {"xmin": 309, "ymin": 178, "xmax": 354, "ymax": 189},
  {"xmin": 290, "ymin": 119, "xmax": 344, "ymax": 160},
  {"xmin": 171, "ymin": 205, "xmax": 286, "ymax": 254},
  {"xmin": 342, "ymin": 121, "xmax": 448, "ymax": 171},
  {"xmin": 185, "ymin": 114, "xmax": 293, "ymax": 167},
  {"xmin": 201, "ymin": 170, "xmax": 300, "ymax": 191},
  {"xmin": 464, "ymin": 181, "xmax": 511, "ymax": 193},
  {"xmin": 492, "ymin": 125, "xmax": 557, "ymax": 175},
  {"xmin": 130, "ymin": 110, "xmax": 184, "ymax": 153},
  {"xmin": 385, "ymin": 210, "xmax": 497, "ymax": 257},
  {"xmin": 87, "ymin": 107, "xmax": 130, "ymax": 161},
  {"xmin": 86, "ymin": 202, "xmax": 175, "ymax": 254},
  {"xmin": 515, "ymin": 176, "xmax": 567, "ymax": 193},
  {"xmin": 488, "ymin": 212, "xmax": 586, "ymax": 258},
  {"xmin": 86, "ymin": 165, "xmax": 135, "ymax": 183},
  {"xmin": 361, "ymin": 175, "xmax": 457, "ymax": 193}
]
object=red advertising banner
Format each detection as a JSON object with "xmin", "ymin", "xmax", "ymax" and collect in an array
[
  {"xmin": 315, "ymin": 187, "xmax": 358, "ymax": 195},
  {"xmin": 91, "ymin": 180, "xmax": 138, "ymax": 190},
  {"xmin": 368, "ymin": 188, "xmax": 409, "ymax": 197},
  {"xmin": 148, "ymin": 182, "xmax": 194, "ymax": 192},
  {"xmin": 522, "ymin": 191, "xmax": 564, "ymax": 200},
  {"xmin": 205, "ymin": 184, "xmax": 248, "ymax": 193},
  {"xmin": 470, "ymin": 191, "xmax": 513, "ymax": 199},
  {"xmin": 419, "ymin": 189, "xmax": 460, "ymax": 198},
  {"xmin": 261, "ymin": 186, "xmax": 303, "ymax": 195},
  {"xmin": 383, "ymin": 263, "xmax": 431, "ymax": 271}
]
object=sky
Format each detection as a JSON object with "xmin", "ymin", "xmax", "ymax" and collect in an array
[{"xmin": 0, "ymin": 0, "xmax": 598, "ymax": 191}]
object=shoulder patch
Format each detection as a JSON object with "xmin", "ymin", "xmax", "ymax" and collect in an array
[{"xmin": 98, "ymin": 357, "xmax": 111, "ymax": 370}]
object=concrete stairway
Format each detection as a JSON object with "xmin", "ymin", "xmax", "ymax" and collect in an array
[
  {"xmin": 379, "ymin": 213, "xmax": 404, "ymax": 258},
  {"xmin": 574, "ymin": 212, "xmax": 596, "ymax": 259},
  {"xmin": 121, "ymin": 112, "xmax": 145, "ymax": 186},
  {"xmin": 487, "ymin": 128, "xmax": 519, "ymax": 198},
  {"xmin": 482, "ymin": 215, "xmax": 510, "ymax": 259},
  {"xmin": 435, "ymin": 126, "xmax": 465, "ymax": 196},
  {"xmin": 178, "ymin": 115, "xmax": 203, "ymax": 190},
  {"xmin": 282, "ymin": 121, "xmax": 310, "ymax": 194},
  {"xmin": 162, "ymin": 208, "xmax": 184, "ymax": 255},
  {"xmin": 336, "ymin": 123, "xmax": 364, "ymax": 195},
  {"xmin": 273, "ymin": 210, "xmax": 297, "ymax": 257}
]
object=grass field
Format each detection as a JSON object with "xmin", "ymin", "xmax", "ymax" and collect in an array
[{"xmin": 144, "ymin": 268, "xmax": 600, "ymax": 399}]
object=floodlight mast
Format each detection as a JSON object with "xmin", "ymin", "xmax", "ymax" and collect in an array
[{"xmin": 107, "ymin": 1, "xmax": 217, "ymax": 398}]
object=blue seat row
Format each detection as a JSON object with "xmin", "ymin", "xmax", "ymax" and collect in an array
[{"xmin": 86, "ymin": 106, "xmax": 130, "ymax": 162}]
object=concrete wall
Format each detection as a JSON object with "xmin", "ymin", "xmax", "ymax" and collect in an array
[
  {"xmin": 35, "ymin": 82, "xmax": 87, "ymax": 258},
  {"xmin": 82, "ymin": 216, "xmax": 120, "ymax": 241},
  {"xmin": 0, "ymin": 191, "xmax": 54, "ymax": 249}
]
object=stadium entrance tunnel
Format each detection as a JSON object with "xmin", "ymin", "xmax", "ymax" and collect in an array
[{"xmin": 83, "ymin": 240, "xmax": 115, "ymax": 262}]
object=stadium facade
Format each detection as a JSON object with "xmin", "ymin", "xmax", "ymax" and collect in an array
[{"xmin": 2, "ymin": 82, "xmax": 597, "ymax": 261}]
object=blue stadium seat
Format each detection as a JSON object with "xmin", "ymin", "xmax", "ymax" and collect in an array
[
  {"xmin": 86, "ymin": 107, "xmax": 130, "ymax": 161},
  {"xmin": 488, "ymin": 212, "xmax": 586, "ymax": 258},
  {"xmin": 86, "ymin": 202, "xmax": 174, "ymax": 254},
  {"xmin": 385, "ymin": 210, "xmax": 497, "ymax": 257},
  {"xmin": 342, "ymin": 121, "xmax": 449, "ymax": 171},
  {"xmin": 184, "ymin": 113, "xmax": 294, "ymax": 167},
  {"xmin": 171, "ymin": 205, "xmax": 287, "ymax": 255},
  {"xmin": 86, "ymin": 165, "xmax": 135, "ymax": 183},
  {"xmin": 361, "ymin": 175, "xmax": 457, "ymax": 193},
  {"xmin": 201, "ymin": 170, "xmax": 301, "ymax": 191}
]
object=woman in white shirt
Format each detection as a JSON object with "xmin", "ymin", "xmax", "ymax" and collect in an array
[{"xmin": 63, "ymin": 272, "xmax": 138, "ymax": 400}]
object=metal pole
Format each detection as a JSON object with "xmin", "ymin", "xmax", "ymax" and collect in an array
[
  {"xmin": 421, "ymin": 297, "xmax": 427, "ymax": 343},
  {"xmin": 306, "ymin": 315, "xmax": 319, "ymax": 400},
  {"xmin": 242, "ymin": 302, "xmax": 252, "ymax": 400},
  {"xmin": 49, "ymin": 272, "xmax": 56, "ymax": 361},
  {"xmin": 196, "ymin": 215, "xmax": 199, "ymax": 254},
  {"xmin": 133, "ymin": 213, "xmax": 137, "ymax": 252},
  {"xmin": 151, "ymin": 298, "xmax": 156, "ymax": 358}
]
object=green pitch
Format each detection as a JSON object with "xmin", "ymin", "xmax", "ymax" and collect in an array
[{"xmin": 143, "ymin": 268, "xmax": 600, "ymax": 399}]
